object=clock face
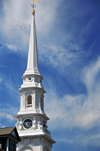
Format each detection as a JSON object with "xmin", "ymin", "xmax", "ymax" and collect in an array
[{"xmin": 23, "ymin": 119, "xmax": 32, "ymax": 129}]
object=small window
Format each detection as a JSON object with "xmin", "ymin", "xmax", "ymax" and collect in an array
[
  {"xmin": 29, "ymin": 77, "xmax": 31, "ymax": 80},
  {"xmin": 27, "ymin": 95, "xmax": 32, "ymax": 107}
]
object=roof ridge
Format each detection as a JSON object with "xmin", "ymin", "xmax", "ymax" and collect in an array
[{"xmin": 0, "ymin": 127, "xmax": 15, "ymax": 129}]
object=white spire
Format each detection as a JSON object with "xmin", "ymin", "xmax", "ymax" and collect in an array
[
  {"xmin": 15, "ymin": 3, "xmax": 56, "ymax": 150},
  {"xmin": 24, "ymin": 6, "xmax": 40, "ymax": 76}
]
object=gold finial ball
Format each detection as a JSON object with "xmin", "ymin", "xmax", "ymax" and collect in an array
[{"xmin": 32, "ymin": 9, "xmax": 35, "ymax": 14}]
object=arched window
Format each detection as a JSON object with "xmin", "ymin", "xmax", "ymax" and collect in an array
[
  {"xmin": 27, "ymin": 95, "xmax": 32, "ymax": 107},
  {"xmin": 21, "ymin": 147, "xmax": 32, "ymax": 151},
  {"xmin": 40, "ymin": 79, "xmax": 42, "ymax": 84},
  {"xmin": 43, "ymin": 121, "xmax": 45, "ymax": 128}
]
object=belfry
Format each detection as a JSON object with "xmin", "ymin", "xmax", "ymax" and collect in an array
[{"xmin": 15, "ymin": 1, "xmax": 55, "ymax": 151}]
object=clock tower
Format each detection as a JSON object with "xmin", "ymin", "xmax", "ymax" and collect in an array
[{"xmin": 15, "ymin": 1, "xmax": 55, "ymax": 151}]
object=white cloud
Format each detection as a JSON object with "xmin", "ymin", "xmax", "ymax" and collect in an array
[
  {"xmin": 0, "ymin": 79, "xmax": 20, "ymax": 119},
  {"xmin": 5, "ymin": 113, "xmax": 14, "ymax": 122},
  {"xmin": 0, "ymin": 0, "xmax": 88, "ymax": 72},
  {"xmin": 0, "ymin": 0, "xmax": 60, "ymax": 52},
  {"xmin": 0, "ymin": 0, "xmax": 94, "ymax": 73},
  {"xmin": 0, "ymin": 112, "xmax": 14, "ymax": 122},
  {"xmin": 45, "ymin": 56, "xmax": 100, "ymax": 130},
  {"xmin": 6, "ymin": 44, "xmax": 17, "ymax": 51},
  {"xmin": 39, "ymin": 43, "xmax": 83, "ymax": 72},
  {"xmin": 82, "ymin": 57, "xmax": 100, "ymax": 93},
  {"xmin": 46, "ymin": 92, "xmax": 100, "ymax": 130},
  {"xmin": 56, "ymin": 132, "xmax": 100, "ymax": 147},
  {"xmin": 2, "ymin": 126, "xmax": 6, "ymax": 128},
  {"xmin": 74, "ymin": 109, "xmax": 100, "ymax": 128}
]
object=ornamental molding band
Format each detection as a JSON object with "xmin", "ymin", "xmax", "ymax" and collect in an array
[{"xmin": 15, "ymin": 1, "xmax": 56, "ymax": 151}]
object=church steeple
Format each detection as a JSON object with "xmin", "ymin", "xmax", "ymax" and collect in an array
[
  {"xmin": 24, "ymin": 1, "xmax": 40, "ymax": 76},
  {"xmin": 15, "ymin": 2, "xmax": 56, "ymax": 151}
]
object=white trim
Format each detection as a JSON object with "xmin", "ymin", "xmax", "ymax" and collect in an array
[{"xmin": 18, "ymin": 144, "xmax": 35, "ymax": 151}]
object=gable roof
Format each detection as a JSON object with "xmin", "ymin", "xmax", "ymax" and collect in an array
[
  {"xmin": 0, "ymin": 127, "xmax": 20, "ymax": 142},
  {"xmin": 0, "ymin": 127, "xmax": 15, "ymax": 135}
]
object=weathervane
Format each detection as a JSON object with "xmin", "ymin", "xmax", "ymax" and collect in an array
[{"xmin": 30, "ymin": 1, "xmax": 39, "ymax": 14}]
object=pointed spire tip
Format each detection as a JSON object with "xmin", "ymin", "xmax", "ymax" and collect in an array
[{"xmin": 30, "ymin": 1, "xmax": 39, "ymax": 14}]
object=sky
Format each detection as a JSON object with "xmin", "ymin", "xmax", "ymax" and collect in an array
[{"xmin": 0, "ymin": 0, "xmax": 100, "ymax": 150}]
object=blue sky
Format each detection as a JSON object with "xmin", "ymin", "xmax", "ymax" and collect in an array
[{"xmin": 0, "ymin": 0, "xmax": 100, "ymax": 150}]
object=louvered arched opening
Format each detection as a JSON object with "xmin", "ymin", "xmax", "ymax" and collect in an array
[{"xmin": 27, "ymin": 95, "xmax": 32, "ymax": 107}]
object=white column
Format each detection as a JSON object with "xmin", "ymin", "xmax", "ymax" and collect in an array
[
  {"xmin": 33, "ymin": 116, "xmax": 36, "ymax": 130},
  {"xmin": 32, "ymin": 92, "xmax": 35, "ymax": 110},
  {"xmin": 39, "ymin": 93, "xmax": 41, "ymax": 112},
  {"xmin": 20, "ymin": 93, "xmax": 23, "ymax": 111},
  {"xmin": 36, "ymin": 92, "xmax": 39, "ymax": 110},
  {"xmin": 40, "ymin": 144, "xmax": 43, "ymax": 151},
  {"xmin": 20, "ymin": 93, "xmax": 26, "ymax": 111},
  {"xmin": 43, "ymin": 97, "xmax": 44, "ymax": 113},
  {"xmin": 0, "ymin": 139, "xmax": 2, "ymax": 148},
  {"xmin": 23, "ymin": 93, "xmax": 26, "ymax": 109},
  {"xmin": 34, "ymin": 91, "xmax": 36, "ymax": 111},
  {"xmin": 6, "ymin": 138, "xmax": 9, "ymax": 151}
]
